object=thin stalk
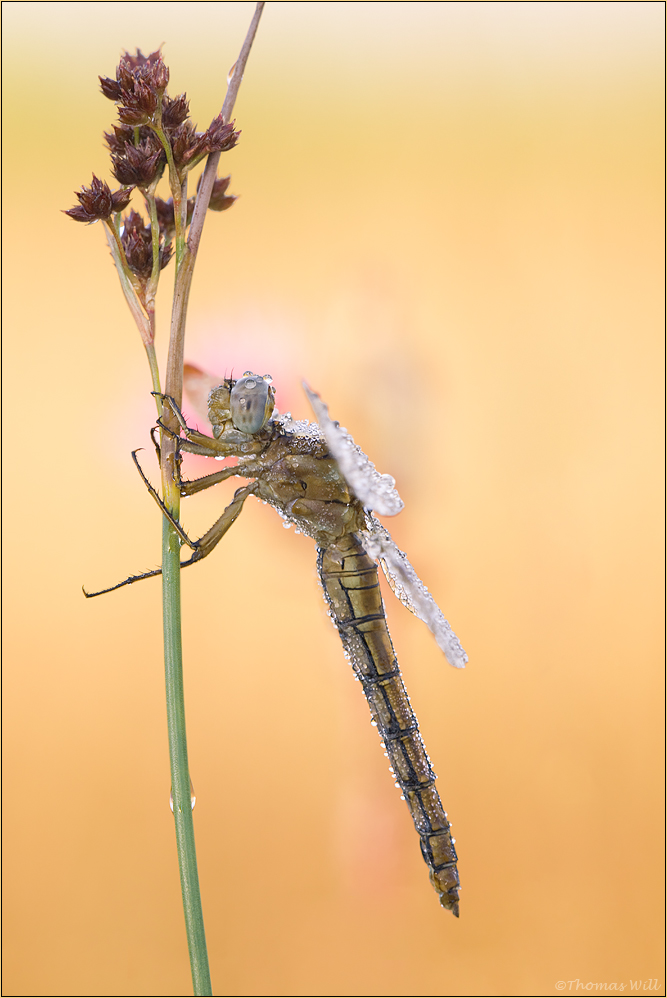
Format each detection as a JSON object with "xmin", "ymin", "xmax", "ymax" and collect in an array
[
  {"xmin": 188, "ymin": 2, "xmax": 266, "ymax": 262},
  {"xmin": 158, "ymin": 8, "xmax": 265, "ymax": 993},
  {"xmin": 161, "ymin": 484, "xmax": 211, "ymax": 996},
  {"xmin": 104, "ymin": 219, "xmax": 149, "ymax": 341},
  {"xmin": 152, "ymin": 117, "xmax": 187, "ymax": 266},
  {"xmin": 143, "ymin": 187, "xmax": 162, "ymax": 311},
  {"xmin": 164, "ymin": 0, "xmax": 265, "ymax": 403},
  {"xmin": 104, "ymin": 219, "xmax": 162, "ymax": 408}
]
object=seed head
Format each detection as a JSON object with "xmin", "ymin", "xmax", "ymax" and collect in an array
[
  {"xmin": 202, "ymin": 115, "xmax": 240, "ymax": 155},
  {"xmin": 99, "ymin": 76, "xmax": 122, "ymax": 101},
  {"xmin": 154, "ymin": 196, "xmax": 196, "ymax": 239},
  {"xmin": 100, "ymin": 49, "xmax": 170, "ymax": 127},
  {"xmin": 120, "ymin": 209, "xmax": 173, "ymax": 281},
  {"xmin": 170, "ymin": 117, "xmax": 240, "ymax": 174},
  {"xmin": 162, "ymin": 93, "xmax": 190, "ymax": 129},
  {"xmin": 199, "ymin": 174, "xmax": 237, "ymax": 212},
  {"xmin": 169, "ymin": 121, "xmax": 198, "ymax": 171},
  {"xmin": 104, "ymin": 124, "xmax": 139, "ymax": 156},
  {"xmin": 117, "ymin": 80, "xmax": 159, "ymax": 127},
  {"xmin": 110, "ymin": 134, "xmax": 165, "ymax": 188},
  {"xmin": 64, "ymin": 175, "xmax": 134, "ymax": 223}
]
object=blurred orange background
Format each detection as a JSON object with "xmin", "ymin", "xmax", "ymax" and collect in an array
[{"xmin": 2, "ymin": 3, "xmax": 663, "ymax": 996}]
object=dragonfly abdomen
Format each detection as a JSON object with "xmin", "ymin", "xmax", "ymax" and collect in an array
[{"xmin": 318, "ymin": 532, "xmax": 461, "ymax": 916}]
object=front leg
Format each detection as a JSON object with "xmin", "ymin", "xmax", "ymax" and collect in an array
[
  {"xmin": 155, "ymin": 392, "xmax": 266, "ymax": 460},
  {"xmin": 156, "ymin": 411, "xmax": 234, "ymax": 459}
]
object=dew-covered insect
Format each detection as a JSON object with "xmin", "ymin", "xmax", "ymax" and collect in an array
[{"xmin": 89, "ymin": 372, "xmax": 467, "ymax": 915}]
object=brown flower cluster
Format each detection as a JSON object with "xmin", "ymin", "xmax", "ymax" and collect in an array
[
  {"xmin": 65, "ymin": 48, "xmax": 239, "ymax": 296},
  {"xmin": 99, "ymin": 49, "xmax": 240, "ymax": 177},
  {"xmin": 121, "ymin": 210, "xmax": 173, "ymax": 282},
  {"xmin": 64, "ymin": 175, "xmax": 133, "ymax": 223},
  {"xmin": 105, "ymin": 125, "xmax": 166, "ymax": 189},
  {"xmin": 199, "ymin": 174, "xmax": 237, "ymax": 212}
]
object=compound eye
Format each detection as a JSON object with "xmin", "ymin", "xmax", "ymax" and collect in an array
[{"xmin": 230, "ymin": 374, "xmax": 273, "ymax": 433}]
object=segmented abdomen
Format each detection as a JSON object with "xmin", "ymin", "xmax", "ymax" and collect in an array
[{"xmin": 317, "ymin": 532, "xmax": 460, "ymax": 915}]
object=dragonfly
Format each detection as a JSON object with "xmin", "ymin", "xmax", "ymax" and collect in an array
[{"xmin": 88, "ymin": 371, "xmax": 467, "ymax": 915}]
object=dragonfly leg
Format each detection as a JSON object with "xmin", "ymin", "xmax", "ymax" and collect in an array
[
  {"xmin": 180, "ymin": 465, "xmax": 248, "ymax": 497},
  {"xmin": 154, "ymin": 394, "xmax": 232, "ymax": 456},
  {"xmin": 156, "ymin": 413, "xmax": 253, "ymax": 460},
  {"xmin": 155, "ymin": 414, "xmax": 217, "ymax": 455},
  {"xmin": 188, "ymin": 481, "xmax": 258, "ymax": 560},
  {"xmin": 84, "ymin": 479, "xmax": 258, "ymax": 598},
  {"xmin": 150, "ymin": 421, "xmax": 257, "ymax": 497},
  {"xmin": 154, "ymin": 393, "xmax": 268, "ymax": 462},
  {"xmin": 83, "ymin": 566, "xmax": 165, "ymax": 598},
  {"xmin": 150, "ymin": 426, "xmax": 161, "ymax": 465},
  {"xmin": 152, "ymin": 392, "xmax": 190, "ymax": 433},
  {"xmin": 131, "ymin": 450, "xmax": 196, "ymax": 550}
]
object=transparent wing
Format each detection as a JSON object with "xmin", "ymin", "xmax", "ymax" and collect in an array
[
  {"xmin": 362, "ymin": 514, "xmax": 468, "ymax": 669},
  {"xmin": 303, "ymin": 383, "xmax": 404, "ymax": 516},
  {"xmin": 303, "ymin": 383, "xmax": 466, "ymax": 668}
]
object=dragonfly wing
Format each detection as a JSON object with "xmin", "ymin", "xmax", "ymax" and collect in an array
[
  {"xmin": 303, "ymin": 383, "xmax": 404, "ymax": 516},
  {"xmin": 362, "ymin": 515, "xmax": 468, "ymax": 670},
  {"xmin": 303, "ymin": 384, "xmax": 466, "ymax": 669}
]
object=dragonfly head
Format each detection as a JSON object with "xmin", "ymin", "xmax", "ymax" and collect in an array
[{"xmin": 230, "ymin": 372, "xmax": 275, "ymax": 434}]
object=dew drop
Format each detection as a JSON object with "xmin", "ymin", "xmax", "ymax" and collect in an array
[{"xmin": 169, "ymin": 777, "xmax": 196, "ymax": 812}]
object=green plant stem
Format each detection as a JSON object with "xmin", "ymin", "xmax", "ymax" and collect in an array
[
  {"xmin": 152, "ymin": 119, "xmax": 187, "ymax": 265},
  {"xmin": 145, "ymin": 341, "xmax": 162, "ymax": 402},
  {"xmin": 161, "ymin": 483, "xmax": 211, "ymax": 996},
  {"xmin": 155, "ymin": 109, "xmax": 209, "ymax": 997},
  {"xmin": 159, "ymin": 260, "xmax": 210, "ymax": 994},
  {"xmin": 158, "ymin": 8, "xmax": 265, "ymax": 993}
]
